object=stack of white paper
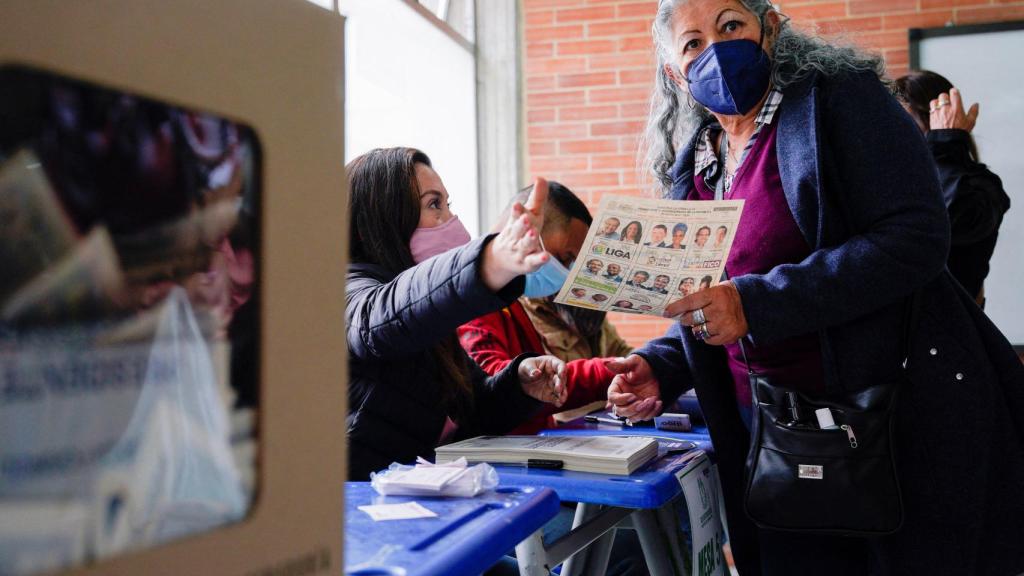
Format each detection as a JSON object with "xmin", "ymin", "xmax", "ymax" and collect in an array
[{"xmin": 435, "ymin": 435, "xmax": 658, "ymax": 475}]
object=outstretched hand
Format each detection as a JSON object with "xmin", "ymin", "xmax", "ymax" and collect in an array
[
  {"xmin": 480, "ymin": 177, "xmax": 550, "ymax": 291},
  {"xmin": 522, "ymin": 176, "xmax": 548, "ymax": 233},
  {"xmin": 519, "ymin": 354, "xmax": 566, "ymax": 408},
  {"xmin": 605, "ymin": 355, "xmax": 662, "ymax": 422}
]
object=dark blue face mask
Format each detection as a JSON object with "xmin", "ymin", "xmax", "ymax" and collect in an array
[{"xmin": 685, "ymin": 38, "xmax": 771, "ymax": 116}]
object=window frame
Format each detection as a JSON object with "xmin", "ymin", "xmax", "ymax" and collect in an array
[{"xmin": 402, "ymin": 0, "xmax": 473, "ymax": 53}]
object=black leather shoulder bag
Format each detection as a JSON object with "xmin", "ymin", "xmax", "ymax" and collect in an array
[{"xmin": 742, "ymin": 296, "xmax": 918, "ymax": 535}]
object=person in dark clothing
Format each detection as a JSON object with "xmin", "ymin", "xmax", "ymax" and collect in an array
[
  {"xmin": 605, "ymin": 1, "xmax": 1024, "ymax": 575},
  {"xmin": 895, "ymin": 70, "xmax": 1011, "ymax": 306},
  {"xmin": 345, "ymin": 147, "xmax": 566, "ymax": 481}
]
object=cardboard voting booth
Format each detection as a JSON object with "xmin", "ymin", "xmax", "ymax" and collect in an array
[{"xmin": 0, "ymin": 1, "xmax": 348, "ymax": 574}]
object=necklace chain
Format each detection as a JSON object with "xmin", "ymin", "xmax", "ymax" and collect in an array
[
  {"xmin": 719, "ymin": 132, "xmax": 738, "ymax": 198},
  {"xmin": 727, "ymin": 144, "xmax": 741, "ymax": 164},
  {"xmin": 720, "ymin": 134, "xmax": 738, "ymax": 177}
]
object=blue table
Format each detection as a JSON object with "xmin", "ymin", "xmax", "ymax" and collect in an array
[
  {"xmin": 495, "ymin": 448, "xmax": 703, "ymax": 509},
  {"xmin": 344, "ymin": 482, "xmax": 560, "ymax": 576},
  {"xmin": 496, "ymin": 449, "xmax": 720, "ymax": 576}
]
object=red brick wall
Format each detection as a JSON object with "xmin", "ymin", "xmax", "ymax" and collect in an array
[{"xmin": 522, "ymin": 0, "xmax": 1024, "ymax": 347}]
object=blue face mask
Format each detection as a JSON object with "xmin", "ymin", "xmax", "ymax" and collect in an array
[
  {"xmin": 523, "ymin": 256, "xmax": 571, "ymax": 298},
  {"xmin": 686, "ymin": 38, "xmax": 771, "ymax": 116}
]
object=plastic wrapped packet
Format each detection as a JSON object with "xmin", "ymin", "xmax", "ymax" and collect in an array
[{"xmin": 370, "ymin": 457, "xmax": 498, "ymax": 497}]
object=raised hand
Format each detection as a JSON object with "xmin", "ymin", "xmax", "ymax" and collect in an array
[
  {"xmin": 521, "ymin": 176, "xmax": 548, "ymax": 233},
  {"xmin": 929, "ymin": 87, "xmax": 979, "ymax": 133},
  {"xmin": 605, "ymin": 355, "xmax": 662, "ymax": 422},
  {"xmin": 480, "ymin": 178, "xmax": 550, "ymax": 291},
  {"xmin": 664, "ymin": 280, "xmax": 748, "ymax": 346},
  {"xmin": 518, "ymin": 354, "xmax": 566, "ymax": 407}
]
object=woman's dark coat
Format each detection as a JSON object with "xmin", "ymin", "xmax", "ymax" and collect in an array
[
  {"xmin": 346, "ymin": 236, "xmax": 541, "ymax": 481},
  {"xmin": 927, "ymin": 128, "xmax": 1011, "ymax": 299}
]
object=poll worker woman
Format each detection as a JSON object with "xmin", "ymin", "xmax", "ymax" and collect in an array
[
  {"xmin": 894, "ymin": 70, "xmax": 1011, "ymax": 307},
  {"xmin": 346, "ymin": 147, "xmax": 566, "ymax": 481},
  {"xmin": 604, "ymin": 1, "xmax": 1024, "ymax": 574}
]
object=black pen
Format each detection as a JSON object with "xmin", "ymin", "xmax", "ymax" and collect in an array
[
  {"xmin": 526, "ymin": 459, "xmax": 564, "ymax": 470},
  {"xmin": 584, "ymin": 414, "xmax": 627, "ymax": 426}
]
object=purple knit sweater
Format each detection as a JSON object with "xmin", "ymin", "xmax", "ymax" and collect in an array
[{"xmin": 693, "ymin": 121, "xmax": 825, "ymax": 406}]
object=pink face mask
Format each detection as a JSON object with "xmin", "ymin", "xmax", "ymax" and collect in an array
[{"xmin": 409, "ymin": 215, "xmax": 472, "ymax": 263}]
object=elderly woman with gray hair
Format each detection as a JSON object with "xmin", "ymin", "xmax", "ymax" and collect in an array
[{"xmin": 602, "ymin": 0, "xmax": 1024, "ymax": 574}]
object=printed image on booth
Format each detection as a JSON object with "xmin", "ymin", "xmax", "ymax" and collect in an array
[{"xmin": 0, "ymin": 66, "xmax": 261, "ymax": 576}]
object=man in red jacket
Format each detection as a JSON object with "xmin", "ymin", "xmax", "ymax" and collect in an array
[{"xmin": 458, "ymin": 182, "xmax": 631, "ymax": 433}]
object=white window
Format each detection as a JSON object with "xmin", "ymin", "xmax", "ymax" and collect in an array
[{"xmin": 339, "ymin": 0, "xmax": 480, "ymax": 234}]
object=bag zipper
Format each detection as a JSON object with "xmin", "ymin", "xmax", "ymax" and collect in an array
[{"xmin": 841, "ymin": 424, "xmax": 858, "ymax": 449}]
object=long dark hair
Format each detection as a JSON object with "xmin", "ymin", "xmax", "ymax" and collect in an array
[
  {"xmin": 894, "ymin": 70, "xmax": 980, "ymax": 162},
  {"xmin": 347, "ymin": 147, "xmax": 424, "ymax": 274},
  {"xmin": 346, "ymin": 147, "xmax": 471, "ymax": 413}
]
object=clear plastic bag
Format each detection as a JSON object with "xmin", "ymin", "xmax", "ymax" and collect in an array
[
  {"xmin": 0, "ymin": 288, "xmax": 246, "ymax": 574},
  {"xmin": 370, "ymin": 457, "xmax": 498, "ymax": 497},
  {"xmin": 95, "ymin": 288, "xmax": 246, "ymax": 555}
]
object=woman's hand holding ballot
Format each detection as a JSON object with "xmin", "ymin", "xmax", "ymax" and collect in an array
[{"xmin": 664, "ymin": 281, "xmax": 749, "ymax": 346}]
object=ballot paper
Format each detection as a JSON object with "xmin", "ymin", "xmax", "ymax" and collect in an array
[
  {"xmin": 358, "ymin": 502, "xmax": 438, "ymax": 522},
  {"xmin": 382, "ymin": 465, "xmax": 467, "ymax": 492},
  {"xmin": 370, "ymin": 457, "xmax": 498, "ymax": 497},
  {"xmin": 554, "ymin": 194, "xmax": 744, "ymax": 317},
  {"xmin": 435, "ymin": 435, "xmax": 658, "ymax": 475}
]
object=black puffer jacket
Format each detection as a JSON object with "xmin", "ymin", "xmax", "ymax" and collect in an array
[
  {"xmin": 346, "ymin": 235, "xmax": 542, "ymax": 480},
  {"xmin": 928, "ymin": 128, "xmax": 1011, "ymax": 300}
]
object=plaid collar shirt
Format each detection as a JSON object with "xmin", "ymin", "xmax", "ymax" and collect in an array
[{"xmin": 694, "ymin": 88, "xmax": 784, "ymax": 195}]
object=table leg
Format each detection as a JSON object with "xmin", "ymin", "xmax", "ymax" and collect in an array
[
  {"xmin": 633, "ymin": 509, "xmax": 678, "ymax": 576},
  {"xmin": 656, "ymin": 503, "xmax": 687, "ymax": 572},
  {"xmin": 514, "ymin": 529, "xmax": 549, "ymax": 576},
  {"xmin": 712, "ymin": 464, "xmax": 729, "ymax": 540},
  {"xmin": 560, "ymin": 503, "xmax": 596, "ymax": 576},
  {"xmin": 579, "ymin": 527, "xmax": 615, "ymax": 576}
]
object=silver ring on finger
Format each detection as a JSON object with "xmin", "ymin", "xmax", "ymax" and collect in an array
[
  {"xmin": 692, "ymin": 307, "xmax": 707, "ymax": 326},
  {"xmin": 694, "ymin": 322, "xmax": 711, "ymax": 340}
]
